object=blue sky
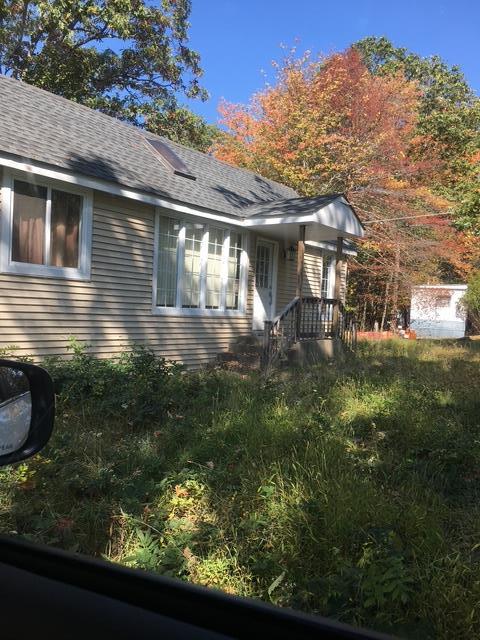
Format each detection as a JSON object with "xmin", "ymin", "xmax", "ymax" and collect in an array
[{"xmin": 183, "ymin": 0, "xmax": 480, "ymax": 124}]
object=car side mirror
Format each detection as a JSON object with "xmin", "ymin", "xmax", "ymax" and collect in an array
[{"xmin": 0, "ymin": 359, "xmax": 55, "ymax": 467}]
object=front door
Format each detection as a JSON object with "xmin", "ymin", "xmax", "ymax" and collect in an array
[{"xmin": 253, "ymin": 239, "xmax": 276, "ymax": 331}]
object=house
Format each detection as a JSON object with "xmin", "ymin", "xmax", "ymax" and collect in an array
[
  {"xmin": 0, "ymin": 75, "xmax": 364, "ymax": 367},
  {"xmin": 410, "ymin": 284, "xmax": 468, "ymax": 339}
]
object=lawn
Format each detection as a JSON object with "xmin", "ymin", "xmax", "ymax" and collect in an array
[{"xmin": 1, "ymin": 339, "xmax": 480, "ymax": 639}]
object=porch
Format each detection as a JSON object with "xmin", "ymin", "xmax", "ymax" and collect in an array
[{"xmin": 242, "ymin": 194, "xmax": 364, "ymax": 368}]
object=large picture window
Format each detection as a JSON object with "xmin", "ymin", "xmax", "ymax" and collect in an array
[
  {"xmin": 1, "ymin": 172, "xmax": 92, "ymax": 280},
  {"xmin": 154, "ymin": 215, "xmax": 247, "ymax": 315}
]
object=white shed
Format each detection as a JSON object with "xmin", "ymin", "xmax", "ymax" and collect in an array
[{"xmin": 410, "ymin": 284, "xmax": 468, "ymax": 339}]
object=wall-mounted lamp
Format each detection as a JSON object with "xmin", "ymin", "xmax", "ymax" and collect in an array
[{"xmin": 284, "ymin": 244, "xmax": 297, "ymax": 262}]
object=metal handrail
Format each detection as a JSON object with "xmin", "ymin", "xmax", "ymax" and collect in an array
[
  {"xmin": 271, "ymin": 296, "xmax": 300, "ymax": 326},
  {"xmin": 261, "ymin": 297, "xmax": 357, "ymax": 369}
]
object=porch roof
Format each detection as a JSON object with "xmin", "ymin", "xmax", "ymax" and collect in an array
[{"xmin": 242, "ymin": 194, "xmax": 364, "ymax": 243}]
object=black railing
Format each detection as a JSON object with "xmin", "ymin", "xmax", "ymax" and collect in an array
[
  {"xmin": 298, "ymin": 297, "xmax": 336, "ymax": 339},
  {"xmin": 261, "ymin": 296, "xmax": 300, "ymax": 369},
  {"xmin": 261, "ymin": 297, "xmax": 357, "ymax": 369},
  {"xmin": 338, "ymin": 302, "xmax": 358, "ymax": 351}
]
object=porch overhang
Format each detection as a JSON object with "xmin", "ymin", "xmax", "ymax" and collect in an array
[{"xmin": 241, "ymin": 194, "xmax": 364, "ymax": 245}]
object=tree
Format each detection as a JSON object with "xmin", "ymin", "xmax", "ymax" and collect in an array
[
  {"xmin": 354, "ymin": 36, "xmax": 480, "ymax": 233},
  {"xmin": 463, "ymin": 272, "xmax": 480, "ymax": 334},
  {"xmin": 215, "ymin": 49, "xmax": 427, "ymax": 196},
  {"xmin": 0, "ymin": 0, "xmax": 212, "ymax": 149},
  {"xmin": 145, "ymin": 106, "xmax": 220, "ymax": 153},
  {"xmin": 214, "ymin": 47, "xmax": 477, "ymax": 329}
]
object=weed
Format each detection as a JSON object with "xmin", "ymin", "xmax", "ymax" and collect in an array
[{"xmin": 1, "ymin": 339, "xmax": 480, "ymax": 638}]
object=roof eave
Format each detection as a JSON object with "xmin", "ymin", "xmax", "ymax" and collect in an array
[{"xmin": 243, "ymin": 197, "xmax": 364, "ymax": 240}]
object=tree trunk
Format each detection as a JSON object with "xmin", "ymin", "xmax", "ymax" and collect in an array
[
  {"xmin": 361, "ymin": 297, "xmax": 368, "ymax": 332},
  {"xmin": 381, "ymin": 275, "xmax": 392, "ymax": 331},
  {"xmin": 390, "ymin": 243, "xmax": 401, "ymax": 333},
  {"xmin": 361, "ymin": 280, "xmax": 370, "ymax": 331}
]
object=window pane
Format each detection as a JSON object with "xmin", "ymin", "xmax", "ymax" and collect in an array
[
  {"xmin": 51, "ymin": 190, "xmax": 81, "ymax": 268},
  {"xmin": 157, "ymin": 216, "xmax": 180, "ymax": 307},
  {"xmin": 206, "ymin": 227, "xmax": 225, "ymax": 309},
  {"xmin": 255, "ymin": 243, "xmax": 270, "ymax": 289},
  {"xmin": 321, "ymin": 255, "xmax": 332, "ymax": 298},
  {"xmin": 12, "ymin": 180, "xmax": 47, "ymax": 264},
  {"xmin": 182, "ymin": 222, "xmax": 204, "ymax": 308},
  {"xmin": 226, "ymin": 233, "xmax": 242, "ymax": 310}
]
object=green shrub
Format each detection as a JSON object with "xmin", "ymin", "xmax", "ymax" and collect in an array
[
  {"xmin": 464, "ymin": 271, "xmax": 480, "ymax": 333},
  {"xmin": 43, "ymin": 337, "xmax": 184, "ymax": 424}
]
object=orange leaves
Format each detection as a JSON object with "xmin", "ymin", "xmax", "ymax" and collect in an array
[
  {"xmin": 469, "ymin": 149, "xmax": 480, "ymax": 166},
  {"xmin": 213, "ymin": 44, "xmax": 474, "ymax": 313},
  {"xmin": 214, "ymin": 48, "xmax": 431, "ymax": 197}
]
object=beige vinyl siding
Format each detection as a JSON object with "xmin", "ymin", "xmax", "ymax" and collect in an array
[
  {"xmin": 275, "ymin": 245, "xmax": 324, "ymax": 314},
  {"xmin": 304, "ymin": 246, "xmax": 324, "ymax": 298},
  {"xmin": 0, "ymin": 183, "xmax": 254, "ymax": 367},
  {"xmin": 275, "ymin": 246, "xmax": 347, "ymax": 314},
  {"xmin": 275, "ymin": 249, "xmax": 297, "ymax": 314}
]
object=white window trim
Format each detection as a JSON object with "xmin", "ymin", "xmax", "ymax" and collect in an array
[
  {"xmin": 0, "ymin": 169, "xmax": 93, "ymax": 280},
  {"xmin": 152, "ymin": 209, "xmax": 249, "ymax": 317},
  {"xmin": 321, "ymin": 251, "xmax": 336, "ymax": 299}
]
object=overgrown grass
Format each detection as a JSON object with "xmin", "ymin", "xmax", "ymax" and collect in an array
[{"xmin": 1, "ymin": 339, "xmax": 480, "ymax": 638}]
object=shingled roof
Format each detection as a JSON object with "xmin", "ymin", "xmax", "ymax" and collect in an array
[
  {"xmin": 242, "ymin": 194, "xmax": 343, "ymax": 219},
  {"xmin": 0, "ymin": 75, "xmax": 297, "ymax": 218}
]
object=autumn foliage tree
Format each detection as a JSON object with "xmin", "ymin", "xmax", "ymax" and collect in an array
[
  {"xmin": 355, "ymin": 36, "xmax": 480, "ymax": 231},
  {"xmin": 214, "ymin": 46, "xmax": 480, "ymax": 329}
]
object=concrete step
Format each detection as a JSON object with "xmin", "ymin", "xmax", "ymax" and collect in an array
[{"xmin": 287, "ymin": 338, "xmax": 345, "ymax": 366}]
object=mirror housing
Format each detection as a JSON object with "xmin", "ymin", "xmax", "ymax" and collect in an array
[{"xmin": 0, "ymin": 359, "xmax": 55, "ymax": 467}]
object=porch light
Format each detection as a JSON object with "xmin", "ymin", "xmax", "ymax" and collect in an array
[{"xmin": 285, "ymin": 244, "xmax": 297, "ymax": 262}]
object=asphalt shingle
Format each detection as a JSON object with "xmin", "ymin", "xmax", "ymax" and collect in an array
[
  {"xmin": 242, "ymin": 194, "xmax": 343, "ymax": 218},
  {"xmin": 0, "ymin": 75, "xmax": 298, "ymax": 217}
]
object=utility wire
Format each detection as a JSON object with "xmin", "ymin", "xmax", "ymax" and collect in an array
[{"xmin": 362, "ymin": 212, "xmax": 452, "ymax": 224}]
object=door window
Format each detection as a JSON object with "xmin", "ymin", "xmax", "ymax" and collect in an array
[{"xmin": 256, "ymin": 243, "xmax": 271, "ymax": 289}]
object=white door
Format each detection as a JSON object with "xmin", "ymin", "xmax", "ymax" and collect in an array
[{"xmin": 253, "ymin": 240, "xmax": 276, "ymax": 330}]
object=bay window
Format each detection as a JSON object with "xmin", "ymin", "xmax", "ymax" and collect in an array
[
  {"xmin": 156, "ymin": 217, "xmax": 180, "ymax": 307},
  {"xmin": 154, "ymin": 214, "xmax": 247, "ymax": 315},
  {"xmin": 1, "ymin": 171, "xmax": 92, "ymax": 279},
  {"xmin": 205, "ymin": 226, "xmax": 226, "ymax": 309},
  {"xmin": 182, "ymin": 222, "xmax": 204, "ymax": 308},
  {"xmin": 226, "ymin": 232, "xmax": 243, "ymax": 310}
]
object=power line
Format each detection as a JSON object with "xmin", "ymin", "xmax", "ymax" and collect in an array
[{"xmin": 362, "ymin": 212, "xmax": 453, "ymax": 224}]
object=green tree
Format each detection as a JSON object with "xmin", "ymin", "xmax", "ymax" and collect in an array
[
  {"xmin": 464, "ymin": 271, "xmax": 480, "ymax": 333},
  {"xmin": 146, "ymin": 106, "xmax": 220, "ymax": 153},
  {"xmin": 0, "ymin": 0, "xmax": 213, "ymax": 149},
  {"xmin": 354, "ymin": 36, "xmax": 480, "ymax": 232}
]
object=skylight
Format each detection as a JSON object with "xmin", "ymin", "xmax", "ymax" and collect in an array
[{"xmin": 146, "ymin": 139, "xmax": 196, "ymax": 180}]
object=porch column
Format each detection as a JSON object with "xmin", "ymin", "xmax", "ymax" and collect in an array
[
  {"xmin": 296, "ymin": 225, "xmax": 306, "ymax": 339},
  {"xmin": 296, "ymin": 225, "xmax": 306, "ymax": 297},
  {"xmin": 332, "ymin": 236, "xmax": 344, "ymax": 337}
]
